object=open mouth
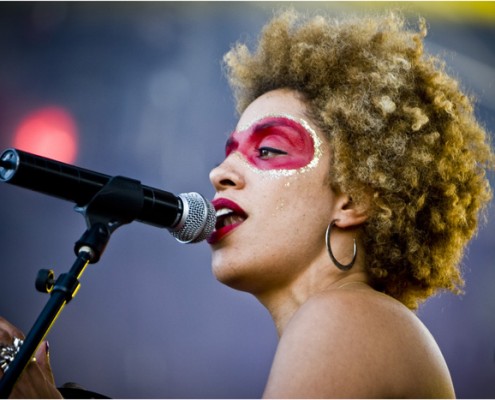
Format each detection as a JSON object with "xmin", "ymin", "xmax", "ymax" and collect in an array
[
  {"xmin": 207, "ymin": 198, "xmax": 247, "ymax": 244},
  {"xmin": 215, "ymin": 208, "xmax": 246, "ymax": 230}
]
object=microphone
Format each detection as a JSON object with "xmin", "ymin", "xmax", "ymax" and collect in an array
[{"xmin": 0, "ymin": 148, "xmax": 215, "ymax": 243}]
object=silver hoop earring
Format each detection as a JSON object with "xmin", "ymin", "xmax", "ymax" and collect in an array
[{"xmin": 325, "ymin": 220, "xmax": 357, "ymax": 271}]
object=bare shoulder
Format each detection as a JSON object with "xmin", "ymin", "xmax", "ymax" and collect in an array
[{"xmin": 263, "ymin": 287, "xmax": 455, "ymax": 398}]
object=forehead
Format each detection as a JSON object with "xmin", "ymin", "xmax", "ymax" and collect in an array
[{"xmin": 236, "ymin": 89, "xmax": 310, "ymax": 130}]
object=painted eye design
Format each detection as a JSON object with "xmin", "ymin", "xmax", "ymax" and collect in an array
[{"xmin": 258, "ymin": 147, "xmax": 288, "ymax": 159}]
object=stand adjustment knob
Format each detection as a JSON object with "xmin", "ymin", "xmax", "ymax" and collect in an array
[{"xmin": 35, "ymin": 269, "xmax": 55, "ymax": 293}]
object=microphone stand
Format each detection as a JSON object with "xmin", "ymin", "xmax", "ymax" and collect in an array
[{"xmin": 0, "ymin": 175, "xmax": 145, "ymax": 398}]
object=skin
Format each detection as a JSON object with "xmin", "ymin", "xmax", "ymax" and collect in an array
[{"xmin": 209, "ymin": 88, "xmax": 456, "ymax": 398}]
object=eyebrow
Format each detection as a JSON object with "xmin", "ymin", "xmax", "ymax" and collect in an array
[
  {"xmin": 251, "ymin": 118, "xmax": 308, "ymax": 145},
  {"xmin": 245, "ymin": 117, "xmax": 296, "ymax": 134},
  {"xmin": 253, "ymin": 120, "xmax": 278, "ymax": 131}
]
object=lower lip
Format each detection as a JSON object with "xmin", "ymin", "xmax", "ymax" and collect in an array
[{"xmin": 207, "ymin": 221, "xmax": 244, "ymax": 245}]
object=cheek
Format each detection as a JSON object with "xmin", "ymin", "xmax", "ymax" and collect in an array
[
  {"xmin": 266, "ymin": 178, "xmax": 307, "ymax": 217},
  {"xmin": 276, "ymin": 177, "xmax": 335, "ymax": 222}
]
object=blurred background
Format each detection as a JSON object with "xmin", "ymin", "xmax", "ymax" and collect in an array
[{"xmin": 0, "ymin": 2, "xmax": 494, "ymax": 398}]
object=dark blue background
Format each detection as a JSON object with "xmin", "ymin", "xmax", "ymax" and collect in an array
[{"xmin": 0, "ymin": 2, "xmax": 494, "ymax": 398}]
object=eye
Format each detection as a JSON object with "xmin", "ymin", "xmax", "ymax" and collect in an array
[{"xmin": 258, "ymin": 147, "xmax": 288, "ymax": 159}]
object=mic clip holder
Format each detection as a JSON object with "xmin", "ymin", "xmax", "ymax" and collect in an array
[
  {"xmin": 74, "ymin": 175, "xmax": 144, "ymax": 262},
  {"xmin": 0, "ymin": 175, "xmax": 146, "ymax": 397}
]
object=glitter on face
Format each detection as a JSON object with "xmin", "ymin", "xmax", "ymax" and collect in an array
[{"xmin": 227, "ymin": 113, "xmax": 323, "ymax": 178}]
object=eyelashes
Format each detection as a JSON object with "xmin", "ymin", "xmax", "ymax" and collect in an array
[{"xmin": 258, "ymin": 146, "xmax": 288, "ymax": 159}]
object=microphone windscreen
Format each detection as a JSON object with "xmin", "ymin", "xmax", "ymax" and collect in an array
[{"xmin": 170, "ymin": 192, "xmax": 216, "ymax": 243}]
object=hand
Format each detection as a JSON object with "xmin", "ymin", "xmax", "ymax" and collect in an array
[{"xmin": 0, "ymin": 317, "xmax": 62, "ymax": 399}]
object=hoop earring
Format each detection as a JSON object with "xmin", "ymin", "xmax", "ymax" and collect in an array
[{"xmin": 325, "ymin": 220, "xmax": 357, "ymax": 271}]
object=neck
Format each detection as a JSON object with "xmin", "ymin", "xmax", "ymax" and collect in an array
[{"xmin": 255, "ymin": 270, "xmax": 370, "ymax": 337}]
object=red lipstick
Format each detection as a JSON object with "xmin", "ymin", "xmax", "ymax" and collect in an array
[{"xmin": 207, "ymin": 198, "xmax": 247, "ymax": 245}]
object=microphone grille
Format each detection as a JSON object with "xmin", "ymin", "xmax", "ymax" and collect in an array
[{"xmin": 171, "ymin": 192, "xmax": 216, "ymax": 243}]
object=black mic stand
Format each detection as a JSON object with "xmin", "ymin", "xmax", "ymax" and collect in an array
[{"xmin": 0, "ymin": 175, "xmax": 145, "ymax": 398}]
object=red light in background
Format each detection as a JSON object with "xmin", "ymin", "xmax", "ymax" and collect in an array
[{"xmin": 13, "ymin": 106, "xmax": 79, "ymax": 164}]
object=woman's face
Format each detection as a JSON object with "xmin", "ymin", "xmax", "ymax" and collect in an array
[{"xmin": 209, "ymin": 89, "xmax": 338, "ymax": 294}]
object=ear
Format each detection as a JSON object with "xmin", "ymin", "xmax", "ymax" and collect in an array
[{"xmin": 331, "ymin": 194, "xmax": 368, "ymax": 229}]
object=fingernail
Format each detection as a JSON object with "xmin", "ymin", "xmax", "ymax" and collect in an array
[{"xmin": 45, "ymin": 341, "xmax": 50, "ymax": 356}]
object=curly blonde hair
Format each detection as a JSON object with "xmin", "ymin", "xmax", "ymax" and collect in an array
[{"xmin": 223, "ymin": 10, "xmax": 494, "ymax": 309}]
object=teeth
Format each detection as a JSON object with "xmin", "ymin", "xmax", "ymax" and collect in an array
[
  {"xmin": 223, "ymin": 215, "xmax": 244, "ymax": 227},
  {"xmin": 216, "ymin": 208, "xmax": 233, "ymax": 218},
  {"xmin": 215, "ymin": 207, "xmax": 245, "ymax": 229}
]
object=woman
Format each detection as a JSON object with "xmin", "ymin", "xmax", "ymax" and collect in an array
[
  {"xmin": 1, "ymin": 9, "xmax": 493, "ymax": 398},
  {"xmin": 208, "ymin": 9, "xmax": 493, "ymax": 398}
]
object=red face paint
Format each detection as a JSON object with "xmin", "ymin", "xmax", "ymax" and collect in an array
[{"xmin": 225, "ymin": 115, "xmax": 321, "ymax": 175}]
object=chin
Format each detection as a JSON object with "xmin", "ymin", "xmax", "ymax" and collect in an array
[
  {"xmin": 211, "ymin": 257, "xmax": 262, "ymax": 294},
  {"xmin": 212, "ymin": 263, "xmax": 247, "ymax": 291}
]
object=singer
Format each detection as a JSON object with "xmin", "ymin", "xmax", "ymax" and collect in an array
[{"xmin": 1, "ymin": 9, "xmax": 494, "ymax": 398}]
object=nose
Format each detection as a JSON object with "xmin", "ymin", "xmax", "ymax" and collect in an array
[{"xmin": 209, "ymin": 154, "xmax": 246, "ymax": 192}]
